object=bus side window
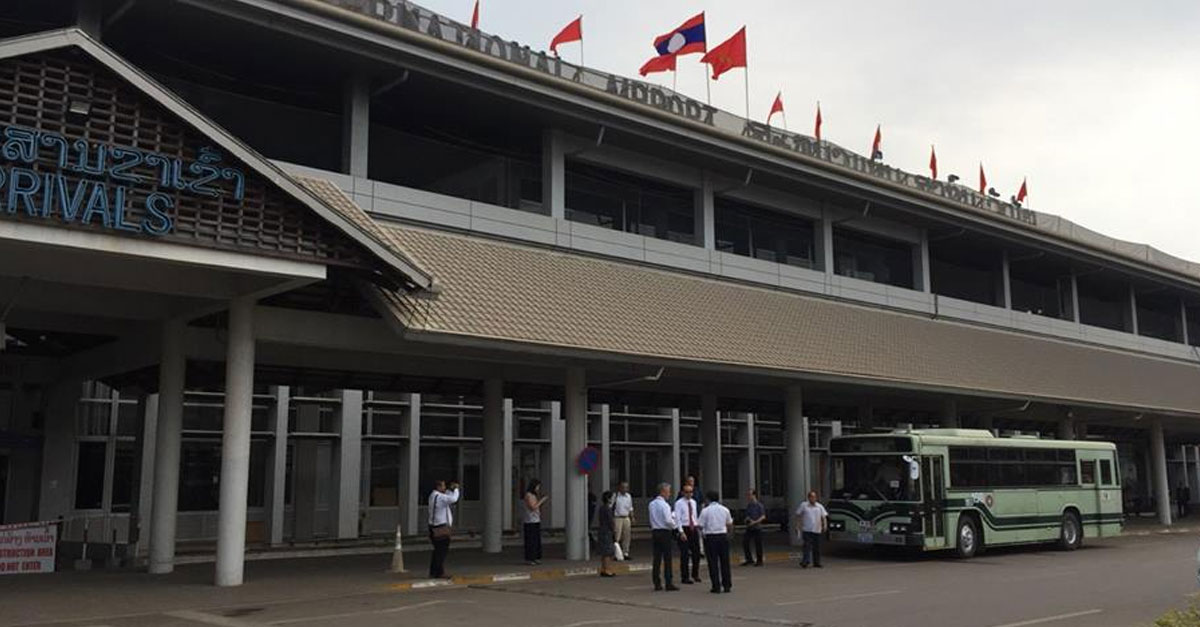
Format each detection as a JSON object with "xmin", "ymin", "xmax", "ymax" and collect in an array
[
  {"xmin": 1099, "ymin": 460, "xmax": 1113, "ymax": 486},
  {"xmin": 1080, "ymin": 460, "xmax": 1096, "ymax": 485}
]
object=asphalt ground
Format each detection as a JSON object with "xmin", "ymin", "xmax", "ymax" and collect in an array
[{"xmin": 3, "ymin": 532, "xmax": 1198, "ymax": 627}]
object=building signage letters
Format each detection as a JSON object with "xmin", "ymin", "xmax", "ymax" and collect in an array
[
  {"xmin": 332, "ymin": 0, "xmax": 1037, "ymax": 227},
  {"xmin": 0, "ymin": 124, "xmax": 247, "ymax": 236}
]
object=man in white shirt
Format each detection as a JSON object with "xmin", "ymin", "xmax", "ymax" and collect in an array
[
  {"xmin": 647, "ymin": 482, "xmax": 681, "ymax": 591},
  {"xmin": 794, "ymin": 490, "xmax": 828, "ymax": 568},
  {"xmin": 673, "ymin": 483, "xmax": 703, "ymax": 584},
  {"xmin": 613, "ymin": 481, "xmax": 634, "ymax": 560},
  {"xmin": 427, "ymin": 479, "xmax": 460, "ymax": 578},
  {"xmin": 697, "ymin": 491, "xmax": 734, "ymax": 593}
]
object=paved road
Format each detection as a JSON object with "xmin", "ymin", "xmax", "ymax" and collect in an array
[{"xmin": 6, "ymin": 533, "xmax": 1198, "ymax": 627}]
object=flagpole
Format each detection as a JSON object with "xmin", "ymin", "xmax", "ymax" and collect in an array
[
  {"xmin": 743, "ymin": 67, "xmax": 750, "ymax": 124},
  {"xmin": 673, "ymin": 70, "xmax": 678, "ymax": 94},
  {"xmin": 704, "ymin": 66, "xmax": 711, "ymax": 105},
  {"xmin": 782, "ymin": 110, "xmax": 788, "ymax": 132}
]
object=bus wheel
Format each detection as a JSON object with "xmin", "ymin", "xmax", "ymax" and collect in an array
[
  {"xmin": 955, "ymin": 515, "xmax": 979, "ymax": 559},
  {"xmin": 1059, "ymin": 512, "xmax": 1082, "ymax": 551}
]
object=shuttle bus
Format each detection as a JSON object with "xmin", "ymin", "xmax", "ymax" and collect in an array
[{"xmin": 826, "ymin": 429, "xmax": 1123, "ymax": 558}]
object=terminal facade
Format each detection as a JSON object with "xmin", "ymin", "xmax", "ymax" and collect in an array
[{"xmin": 0, "ymin": 0, "xmax": 1198, "ymax": 585}]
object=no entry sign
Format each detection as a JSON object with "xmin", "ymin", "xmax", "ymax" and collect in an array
[{"xmin": 577, "ymin": 447, "xmax": 600, "ymax": 475}]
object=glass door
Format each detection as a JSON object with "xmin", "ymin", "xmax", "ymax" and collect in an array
[{"xmin": 922, "ymin": 456, "xmax": 946, "ymax": 542}]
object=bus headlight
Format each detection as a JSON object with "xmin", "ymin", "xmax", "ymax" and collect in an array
[
  {"xmin": 829, "ymin": 520, "xmax": 846, "ymax": 531},
  {"xmin": 889, "ymin": 523, "xmax": 910, "ymax": 535}
]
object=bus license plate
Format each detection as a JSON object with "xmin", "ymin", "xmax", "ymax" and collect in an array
[{"xmin": 857, "ymin": 532, "xmax": 874, "ymax": 543}]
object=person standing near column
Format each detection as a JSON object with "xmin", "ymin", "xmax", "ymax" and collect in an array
[
  {"xmin": 795, "ymin": 490, "xmax": 828, "ymax": 569},
  {"xmin": 523, "ymin": 479, "xmax": 549, "ymax": 565},
  {"xmin": 596, "ymin": 491, "xmax": 617, "ymax": 577},
  {"xmin": 1178, "ymin": 482, "xmax": 1190, "ymax": 519},
  {"xmin": 613, "ymin": 481, "xmax": 634, "ymax": 560},
  {"xmin": 648, "ymin": 482, "xmax": 681, "ymax": 591},
  {"xmin": 699, "ymin": 490, "xmax": 733, "ymax": 593},
  {"xmin": 674, "ymin": 482, "xmax": 702, "ymax": 584},
  {"xmin": 428, "ymin": 479, "xmax": 460, "ymax": 579},
  {"xmin": 742, "ymin": 488, "xmax": 765, "ymax": 567}
]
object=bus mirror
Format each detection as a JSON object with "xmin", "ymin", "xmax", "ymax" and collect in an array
[{"xmin": 909, "ymin": 460, "xmax": 920, "ymax": 480}]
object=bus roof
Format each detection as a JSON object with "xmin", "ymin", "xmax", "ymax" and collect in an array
[{"xmin": 833, "ymin": 429, "xmax": 1117, "ymax": 451}]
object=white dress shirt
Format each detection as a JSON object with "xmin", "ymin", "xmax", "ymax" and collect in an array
[
  {"xmin": 795, "ymin": 501, "xmax": 828, "ymax": 533},
  {"xmin": 674, "ymin": 496, "xmax": 700, "ymax": 529},
  {"xmin": 613, "ymin": 492, "xmax": 634, "ymax": 517},
  {"xmin": 697, "ymin": 502, "xmax": 734, "ymax": 536},
  {"xmin": 648, "ymin": 495, "xmax": 678, "ymax": 530},
  {"xmin": 428, "ymin": 488, "xmax": 460, "ymax": 526}
]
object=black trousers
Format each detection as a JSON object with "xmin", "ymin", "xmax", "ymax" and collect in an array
[
  {"xmin": 523, "ymin": 522, "xmax": 542, "ymax": 561},
  {"xmin": 742, "ymin": 526, "xmax": 763, "ymax": 564},
  {"xmin": 678, "ymin": 527, "xmax": 702, "ymax": 581},
  {"xmin": 428, "ymin": 526, "xmax": 451, "ymax": 578},
  {"xmin": 704, "ymin": 534, "xmax": 732, "ymax": 592},
  {"xmin": 801, "ymin": 531, "xmax": 822, "ymax": 566},
  {"xmin": 651, "ymin": 529, "xmax": 675, "ymax": 588},
  {"xmin": 1179, "ymin": 500, "xmax": 1189, "ymax": 518}
]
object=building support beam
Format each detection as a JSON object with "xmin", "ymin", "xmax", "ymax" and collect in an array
[
  {"xmin": 700, "ymin": 394, "xmax": 721, "ymax": 501},
  {"xmin": 266, "ymin": 386, "xmax": 290, "ymax": 546},
  {"xmin": 1128, "ymin": 285, "xmax": 1140, "ymax": 336},
  {"xmin": 1150, "ymin": 418, "xmax": 1172, "ymax": 526},
  {"xmin": 1181, "ymin": 301, "xmax": 1190, "ymax": 346},
  {"xmin": 941, "ymin": 398, "xmax": 960, "ymax": 429},
  {"xmin": 820, "ymin": 205, "xmax": 835, "ymax": 275},
  {"xmin": 915, "ymin": 229, "xmax": 931, "ymax": 293},
  {"xmin": 1069, "ymin": 273, "xmax": 1081, "ymax": 323},
  {"xmin": 542, "ymin": 129, "xmax": 566, "ymax": 219},
  {"xmin": 598, "ymin": 403, "xmax": 611, "ymax": 495},
  {"xmin": 1057, "ymin": 411, "xmax": 1076, "ymax": 440},
  {"xmin": 148, "ymin": 320, "xmax": 185, "ymax": 575},
  {"xmin": 403, "ymin": 394, "xmax": 422, "ymax": 535},
  {"xmin": 563, "ymin": 367, "xmax": 588, "ymax": 560},
  {"xmin": 334, "ymin": 390, "xmax": 363, "ymax": 539},
  {"xmin": 215, "ymin": 297, "xmax": 256, "ymax": 587},
  {"xmin": 697, "ymin": 173, "xmax": 715, "ymax": 249},
  {"xmin": 341, "ymin": 75, "xmax": 370, "ymax": 178},
  {"xmin": 999, "ymin": 250, "xmax": 1012, "ymax": 309},
  {"xmin": 482, "ymin": 378, "xmax": 505, "ymax": 553},
  {"xmin": 744, "ymin": 412, "xmax": 757, "ymax": 496},
  {"xmin": 785, "ymin": 385, "xmax": 808, "ymax": 546},
  {"xmin": 502, "ymin": 398, "xmax": 515, "ymax": 532}
]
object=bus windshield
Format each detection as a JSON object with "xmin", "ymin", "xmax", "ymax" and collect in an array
[{"xmin": 833, "ymin": 455, "xmax": 917, "ymax": 502}]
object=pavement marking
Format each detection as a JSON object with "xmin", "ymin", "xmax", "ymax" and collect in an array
[
  {"xmin": 265, "ymin": 600, "xmax": 454, "ymax": 625},
  {"xmin": 993, "ymin": 569, "xmax": 1078, "ymax": 584},
  {"xmin": 841, "ymin": 562, "xmax": 920, "ymax": 572},
  {"xmin": 556, "ymin": 621, "xmax": 623, "ymax": 627},
  {"xmin": 164, "ymin": 611, "xmax": 264, "ymax": 627},
  {"xmin": 775, "ymin": 590, "xmax": 902, "ymax": 606},
  {"xmin": 493, "ymin": 573, "xmax": 532, "ymax": 582},
  {"xmin": 986, "ymin": 609, "xmax": 1103, "ymax": 627}
]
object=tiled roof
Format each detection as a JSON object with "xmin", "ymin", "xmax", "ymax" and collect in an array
[{"xmin": 374, "ymin": 224, "xmax": 1200, "ymax": 417}]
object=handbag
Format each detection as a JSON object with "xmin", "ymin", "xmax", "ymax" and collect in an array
[
  {"xmin": 613, "ymin": 542, "xmax": 625, "ymax": 561},
  {"xmin": 431, "ymin": 525, "xmax": 452, "ymax": 540}
]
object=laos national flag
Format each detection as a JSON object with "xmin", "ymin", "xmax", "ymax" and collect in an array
[{"xmin": 653, "ymin": 12, "xmax": 707, "ymax": 57}]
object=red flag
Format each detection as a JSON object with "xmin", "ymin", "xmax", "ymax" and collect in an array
[
  {"xmin": 550, "ymin": 16, "xmax": 582, "ymax": 56},
  {"xmin": 929, "ymin": 145, "xmax": 938, "ymax": 180},
  {"xmin": 470, "ymin": 0, "xmax": 479, "ymax": 28},
  {"xmin": 700, "ymin": 27, "xmax": 747, "ymax": 80},
  {"xmin": 870, "ymin": 124, "xmax": 883, "ymax": 160},
  {"xmin": 1016, "ymin": 178, "xmax": 1028, "ymax": 203},
  {"xmin": 639, "ymin": 53, "xmax": 677, "ymax": 76},
  {"xmin": 815, "ymin": 103, "xmax": 822, "ymax": 142},
  {"xmin": 768, "ymin": 92, "xmax": 784, "ymax": 123},
  {"xmin": 979, "ymin": 163, "xmax": 988, "ymax": 194}
]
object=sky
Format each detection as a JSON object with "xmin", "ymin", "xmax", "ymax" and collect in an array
[{"xmin": 417, "ymin": 0, "xmax": 1200, "ymax": 261}]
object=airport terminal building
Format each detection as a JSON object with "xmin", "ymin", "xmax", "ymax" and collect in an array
[{"xmin": 0, "ymin": 0, "xmax": 1198, "ymax": 585}]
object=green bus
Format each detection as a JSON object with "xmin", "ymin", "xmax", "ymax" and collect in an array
[{"xmin": 826, "ymin": 429, "xmax": 1123, "ymax": 558}]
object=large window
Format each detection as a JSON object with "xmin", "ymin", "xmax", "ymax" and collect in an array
[
  {"xmin": 1136, "ymin": 291, "xmax": 1182, "ymax": 342},
  {"xmin": 1077, "ymin": 275, "xmax": 1132, "ymax": 332},
  {"xmin": 833, "ymin": 227, "xmax": 914, "ymax": 288},
  {"xmin": 1010, "ymin": 263, "xmax": 1072, "ymax": 320},
  {"xmin": 948, "ymin": 447, "xmax": 1078, "ymax": 488},
  {"xmin": 714, "ymin": 197, "xmax": 816, "ymax": 269},
  {"xmin": 757, "ymin": 451, "xmax": 787, "ymax": 498},
  {"xmin": 832, "ymin": 455, "xmax": 917, "ymax": 501},
  {"xmin": 177, "ymin": 440, "xmax": 269, "ymax": 511},
  {"xmin": 611, "ymin": 449, "xmax": 662, "ymax": 497},
  {"xmin": 74, "ymin": 442, "xmax": 106, "ymax": 510},
  {"xmin": 565, "ymin": 160, "xmax": 696, "ymax": 244},
  {"xmin": 929, "ymin": 240, "xmax": 1000, "ymax": 306}
]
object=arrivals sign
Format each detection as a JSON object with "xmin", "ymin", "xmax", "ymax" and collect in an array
[
  {"xmin": 0, "ymin": 521, "xmax": 56, "ymax": 575},
  {"xmin": 327, "ymin": 0, "xmax": 1037, "ymax": 227},
  {"xmin": 0, "ymin": 124, "xmax": 247, "ymax": 236}
]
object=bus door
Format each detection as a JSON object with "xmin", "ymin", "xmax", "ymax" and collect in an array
[{"xmin": 922, "ymin": 456, "xmax": 946, "ymax": 544}]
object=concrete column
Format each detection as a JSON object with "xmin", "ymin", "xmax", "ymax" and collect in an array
[
  {"xmin": 542, "ymin": 129, "xmax": 566, "ymax": 219},
  {"xmin": 403, "ymin": 394, "xmax": 421, "ymax": 535},
  {"xmin": 1069, "ymin": 273, "xmax": 1081, "ymax": 323},
  {"xmin": 821, "ymin": 204, "xmax": 835, "ymax": 275},
  {"xmin": 502, "ymin": 398, "xmax": 515, "ymax": 531},
  {"xmin": 999, "ymin": 250, "xmax": 1012, "ymax": 309},
  {"xmin": 1149, "ymin": 418, "xmax": 1172, "ymax": 526},
  {"xmin": 785, "ymin": 385, "xmax": 807, "ymax": 546},
  {"xmin": 1192, "ymin": 446, "xmax": 1200, "ymax": 497},
  {"xmin": 481, "ymin": 378, "xmax": 504, "ymax": 553},
  {"xmin": 148, "ymin": 320, "xmax": 185, "ymax": 574},
  {"xmin": 549, "ymin": 401, "xmax": 565, "ymax": 528},
  {"xmin": 1128, "ymin": 285, "xmax": 1140, "ymax": 335},
  {"xmin": 669, "ymin": 409, "xmax": 681, "ymax": 493},
  {"xmin": 1181, "ymin": 445, "xmax": 1190, "ymax": 490},
  {"xmin": 915, "ymin": 229, "xmax": 931, "ymax": 292},
  {"xmin": 266, "ymin": 386, "xmax": 289, "ymax": 546},
  {"xmin": 743, "ymin": 412, "xmax": 757, "ymax": 498},
  {"xmin": 133, "ymin": 394, "xmax": 159, "ymax": 560},
  {"xmin": 341, "ymin": 75, "xmax": 370, "ymax": 178},
  {"xmin": 215, "ymin": 297, "xmax": 256, "ymax": 587},
  {"xmin": 699, "ymin": 394, "xmax": 721, "ymax": 500},
  {"xmin": 697, "ymin": 173, "xmax": 715, "ymax": 249},
  {"xmin": 1057, "ymin": 413, "xmax": 1076, "ymax": 440},
  {"xmin": 1181, "ymin": 301, "xmax": 1190, "ymax": 346},
  {"xmin": 334, "ymin": 390, "xmax": 363, "ymax": 539},
  {"xmin": 563, "ymin": 368, "xmax": 588, "ymax": 560},
  {"xmin": 597, "ymin": 404, "xmax": 611, "ymax": 493},
  {"xmin": 941, "ymin": 399, "xmax": 960, "ymax": 429},
  {"xmin": 291, "ymin": 404, "xmax": 321, "ymax": 542}
]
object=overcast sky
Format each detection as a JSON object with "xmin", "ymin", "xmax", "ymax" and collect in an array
[{"xmin": 417, "ymin": 0, "xmax": 1200, "ymax": 261}]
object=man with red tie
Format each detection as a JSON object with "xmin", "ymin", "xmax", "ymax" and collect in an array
[{"xmin": 674, "ymin": 482, "xmax": 703, "ymax": 584}]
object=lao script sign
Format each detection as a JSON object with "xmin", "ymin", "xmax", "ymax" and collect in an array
[{"xmin": 0, "ymin": 521, "xmax": 57, "ymax": 575}]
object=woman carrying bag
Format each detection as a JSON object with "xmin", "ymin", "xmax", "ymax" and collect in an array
[{"xmin": 596, "ymin": 490, "xmax": 617, "ymax": 577}]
